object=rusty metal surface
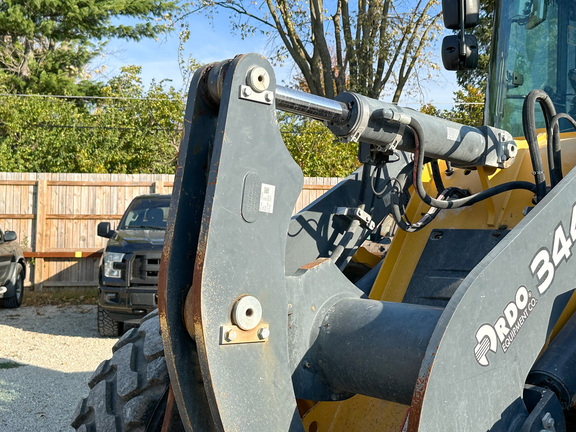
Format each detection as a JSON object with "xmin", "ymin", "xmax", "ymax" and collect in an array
[
  {"xmin": 219, "ymin": 323, "xmax": 269, "ymax": 345},
  {"xmin": 182, "ymin": 54, "xmax": 304, "ymax": 431},
  {"xmin": 158, "ymin": 62, "xmax": 219, "ymax": 432}
]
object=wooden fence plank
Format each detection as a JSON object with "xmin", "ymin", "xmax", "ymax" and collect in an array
[
  {"xmin": 34, "ymin": 179, "xmax": 47, "ymax": 289},
  {"xmin": 0, "ymin": 173, "xmax": 339, "ymax": 289}
]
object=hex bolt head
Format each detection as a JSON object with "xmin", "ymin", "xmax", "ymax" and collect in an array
[
  {"xmin": 541, "ymin": 412, "xmax": 554, "ymax": 430},
  {"xmin": 242, "ymin": 87, "xmax": 253, "ymax": 98},
  {"xmin": 225, "ymin": 329, "xmax": 237, "ymax": 342},
  {"xmin": 247, "ymin": 67, "xmax": 270, "ymax": 93},
  {"xmin": 257, "ymin": 327, "xmax": 270, "ymax": 340},
  {"xmin": 264, "ymin": 92, "xmax": 273, "ymax": 103}
]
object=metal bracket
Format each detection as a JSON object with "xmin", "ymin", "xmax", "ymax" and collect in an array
[
  {"xmin": 239, "ymin": 85, "xmax": 274, "ymax": 105},
  {"xmin": 335, "ymin": 207, "xmax": 376, "ymax": 230},
  {"xmin": 220, "ymin": 323, "xmax": 270, "ymax": 345}
]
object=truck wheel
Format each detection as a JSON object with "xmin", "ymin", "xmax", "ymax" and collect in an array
[
  {"xmin": 72, "ymin": 310, "xmax": 182, "ymax": 431},
  {"xmin": 98, "ymin": 305, "xmax": 123, "ymax": 337},
  {"xmin": 1, "ymin": 264, "xmax": 24, "ymax": 308}
]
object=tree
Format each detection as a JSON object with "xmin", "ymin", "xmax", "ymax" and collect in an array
[
  {"xmin": 0, "ymin": 0, "xmax": 177, "ymax": 95},
  {"xmin": 280, "ymin": 114, "xmax": 359, "ymax": 177},
  {"xmin": 0, "ymin": 66, "xmax": 184, "ymax": 173},
  {"xmin": 180, "ymin": 0, "xmax": 443, "ymax": 101},
  {"xmin": 421, "ymin": 85, "xmax": 485, "ymax": 127}
]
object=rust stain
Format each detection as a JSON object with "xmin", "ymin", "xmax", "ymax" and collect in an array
[
  {"xmin": 161, "ymin": 384, "xmax": 177, "ymax": 432},
  {"xmin": 300, "ymin": 258, "xmax": 329, "ymax": 270},
  {"xmin": 406, "ymin": 352, "xmax": 436, "ymax": 432}
]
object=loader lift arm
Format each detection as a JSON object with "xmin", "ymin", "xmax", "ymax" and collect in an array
[{"xmin": 157, "ymin": 54, "xmax": 576, "ymax": 432}]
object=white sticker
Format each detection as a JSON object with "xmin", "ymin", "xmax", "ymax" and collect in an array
[
  {"xmin": 447, "ymin": 127, "xmax": 460, "ymax": 142},
  {"xmin": 259, "ymin": 183, "xmax": 275, "ymax": 214}
]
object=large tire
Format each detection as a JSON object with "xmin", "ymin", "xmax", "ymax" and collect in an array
[
  {"xmin": 1, "ymin": 264, "xmax": 24, "ymax": 308},
  {"xmin": 72, "ymin": 310, "xmax": 181, "ymax": 431},
  {"xmin": 97, "ymin": 305, "xmax": 123, "ymax": 337}
]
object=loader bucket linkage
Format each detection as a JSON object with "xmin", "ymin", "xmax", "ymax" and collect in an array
[{"xmin": 156, "ymin": 54, "xmax": 576, "ymax": 432}]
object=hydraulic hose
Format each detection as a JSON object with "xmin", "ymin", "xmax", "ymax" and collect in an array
[
  {"xmin": 410, "ymin": 118, "xmax": 537, "ymax": 210},
  {"xmin": 546, "ymin": 112, "xmax": 576, "ymax": 187},
  {"xmin": 522, "ymin": 89, "xmax": 557, "ymax": 202},
  {"xmin": 388, "ymin": 162, "xmax": 467, "ymax": 233},
  {"xmin": 430, "ymin": 160, "xmax": 445, "ymax": 195}
]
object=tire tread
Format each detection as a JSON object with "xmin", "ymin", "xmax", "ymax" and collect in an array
[{"xmin": 72, "ymin": 310, "xmax": 170, "ymax": 431}]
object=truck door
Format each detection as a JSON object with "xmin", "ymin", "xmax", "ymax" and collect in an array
[{"xmin": 0, "ymin": 230, "xmax": 12, "ymax": 285}]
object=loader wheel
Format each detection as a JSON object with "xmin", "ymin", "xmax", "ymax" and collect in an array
[
  {"xmin": 72, "ymin": 310, "xmax": 183, "ymax": 431},
  {"xmin": 1, "ymin": 265, "xmax": 24, "ymax": 308},
  {"xmin": 97, "ymin": 305, "xmax": 123, "ymax": 337}
]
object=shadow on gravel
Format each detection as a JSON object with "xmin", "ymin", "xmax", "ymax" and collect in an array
[
  {"xmin": 0, "ymin": 360, "xmax": 93, "ymax": 432},
  {"xmin": 0, "ymin": 305, "xmax": 100, "ymax": 337}
]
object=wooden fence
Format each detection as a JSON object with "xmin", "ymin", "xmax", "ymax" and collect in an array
[{"xmin": 0, "ymin": 173, "xmax": 340, "ymax": 289}]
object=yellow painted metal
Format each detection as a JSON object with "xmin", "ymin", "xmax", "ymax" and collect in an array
[
  {"xmin": 301, "ymin": 135, "xmax": 576, "ymax": 431},
  {"xmin": 351, "ymin": 241, "xmax": 388, "ymax": 268}
]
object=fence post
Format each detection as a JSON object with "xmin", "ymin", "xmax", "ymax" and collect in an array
[
  {"xmin": 34, "ymin": 179, "xmax": 47, "ymax": 290},
  {"xmin": 153, "ymin": 181, "xmax": 165, "ymax": 194}
]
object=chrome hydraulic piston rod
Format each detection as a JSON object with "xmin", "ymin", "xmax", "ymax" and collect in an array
[
  {"xmin": 205, "ymin": 59, "xmax": 517, "ymax": 169},
  {"xmin": 274, "ymin": 86, "xmax": 517, "ymax": 169}
]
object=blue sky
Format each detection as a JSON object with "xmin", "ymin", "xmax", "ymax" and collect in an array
[{"xmin": 96, "ymin": 13, "xmax": 460, "ymax": 107}]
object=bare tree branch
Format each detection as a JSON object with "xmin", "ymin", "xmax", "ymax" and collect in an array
[{"xmin": 180, "ymin": 0, "xmax": 442, "ymax": 101}]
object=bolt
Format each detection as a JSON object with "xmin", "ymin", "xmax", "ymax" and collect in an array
[
  {"xmin": 503, "ymin": 142, "xmax": 517, "ymax": 158},
  {"xmin": 242, "ymin": 87, "xmax": 253, "ymax": 98},
  {"xmin": 264, "ymin": 92, "xmax": 273, "ymax": 103},
  {"xmin": 225, "ymin": 329, "xmax": 237, "ymax": 342},
  {"xmin": 541, "ymin": 412, "xmax": 554, "ymax": 430},
  {"xmin": 257, "ymin": 326, "xmax": 270, "ymax": 340}
]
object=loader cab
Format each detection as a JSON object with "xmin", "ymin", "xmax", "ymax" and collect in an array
[{"xmin": 486, "ymin": 0, "xmax": 576, "ymax": 137}]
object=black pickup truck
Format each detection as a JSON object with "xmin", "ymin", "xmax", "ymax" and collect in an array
[
  {"xmin": 0, "ymin": 229, "xmax": 26, "ymax": 308},
  {"xmin": 96, "ymin": 194, "xmax": 170, "ymax": 336}
]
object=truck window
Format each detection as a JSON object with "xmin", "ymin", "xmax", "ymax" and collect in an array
[{"xmin": 118, "ymin": 197, "xmax": 171, "ymax": 230}]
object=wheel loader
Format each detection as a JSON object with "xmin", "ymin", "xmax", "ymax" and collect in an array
[{"xmin": 72, "ymin": 0, "xmax": 576, "ymax": 430}]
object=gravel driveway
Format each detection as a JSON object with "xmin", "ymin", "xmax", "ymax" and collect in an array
[{"xmin": 0, "ymin": 305, "xmax": 118, "ymax": 431}]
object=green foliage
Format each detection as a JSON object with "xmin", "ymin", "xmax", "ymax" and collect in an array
[
  {"xmin": 280, "ymin": 114, "xmax": 359, "ymax": 177},
  {"xmin": 0, "ymin": 0, "xmax": 177, "ymax": 95},
  {"xmin": 0, "ymin": 66, "xmax": 184, "ymax": 173},
  {"xmin": 421, "ymin": 85, "xmax": 485, "ymax": 127}
]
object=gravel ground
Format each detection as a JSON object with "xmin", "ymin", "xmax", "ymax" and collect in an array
[{"xmin": 0, "ymin": 305, "xmax": 118, "ymax": 431}]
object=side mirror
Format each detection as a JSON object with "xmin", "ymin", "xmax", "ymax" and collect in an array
[
  {"xmin": 4, "ymin": 231, "xmax": 17, "ymax": 242},
  {"xmin": 97, "ymin": 222, "xmax": 115, "ymax": 239},
  {"xmin": 442, "ymin": 0, "xmax": 479, "ymax": 30},
  {"xmin": 441, "ymin": 0, "xmax": 480, "ymax": 71},
  {"xmin": 442, "ymin": 34, "xmax": 478, "ymax": 71}
]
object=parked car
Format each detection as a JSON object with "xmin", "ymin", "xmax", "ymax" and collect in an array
[
  {"xmin": 96, "ymin": 194, "xmax": 170, "ymax": 336},
  {"xmin": 0, "ymin": 229, "xmax": 26, "ymax": 308}
]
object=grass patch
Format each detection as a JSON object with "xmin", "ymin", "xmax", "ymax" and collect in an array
[
  {"xmin": 0, "ymin": 360, "xmax": 24, "ymax": 369},
  {"xmin": 23, "ymin": 288, "xmax": 98, "ymax": 307}
]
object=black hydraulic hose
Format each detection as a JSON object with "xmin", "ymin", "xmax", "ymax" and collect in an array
[
  {"xmin": 409, "ymin": 119, "xmax": 537, "ymax": 210},
  {"xmin": 430, "ymin": 160, "xmax": 445, "ymax": 195},
  {"xmin": 547, "ymin": 118, "xmax": 563, "ymax": 187},
  {"xmin": 388, "ymin": 162, "xmax": 460, "ymax": 233},
  {"xmin": 522, "ymin": 89, "xmax": 556, "ymax": 202},
  {"xmin": 547, "ymin": 112, "xmax": 576, "ymax": 187}
]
